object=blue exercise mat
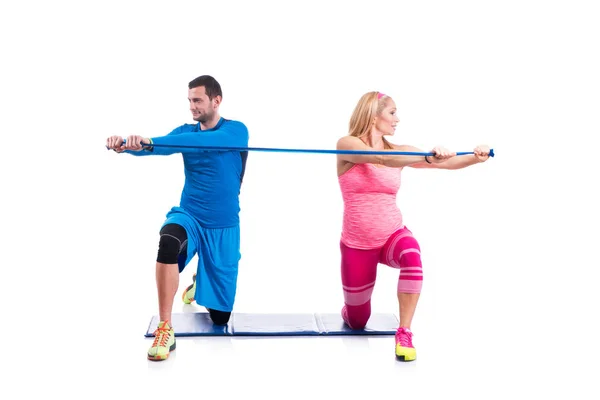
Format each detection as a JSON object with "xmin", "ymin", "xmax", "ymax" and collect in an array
[{"xmin": 145, "ymin": 312, "xmax": 399, "ymax": 337}]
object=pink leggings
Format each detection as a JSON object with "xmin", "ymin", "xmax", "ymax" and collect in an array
[{"xmin": 340, "ymin": 227, "xmax": 423, "ymax": 329}]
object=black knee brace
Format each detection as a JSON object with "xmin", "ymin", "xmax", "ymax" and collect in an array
[
  {"xmin": 157, "ymin": 224, "xmax": 188, "ymax": 264},
  {"xmin": 208, "ymin": 308, "xmax": 231, "ymax": 325}
]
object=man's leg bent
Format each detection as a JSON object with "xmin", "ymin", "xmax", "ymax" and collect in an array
[
  {"xmin": 195, "ymin": 225, "xmax": 240, "ymax": 325},
  {"xmin": 156, "ymin": 223, "xmax": 188, "ymax": 324},
  {"xmin": 148, "ymin": 223, "xmax": 190, "ymax": 361}
]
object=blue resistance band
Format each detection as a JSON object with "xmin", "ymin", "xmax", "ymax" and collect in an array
[{"xmin": 107, "ymin": 142, "xmax": 495, "ymax": 157}]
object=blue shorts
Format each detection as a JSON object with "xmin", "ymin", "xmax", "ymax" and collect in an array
[{"xmin": 162, "ymin": 207, "xmax": 240, "ymax": 312}]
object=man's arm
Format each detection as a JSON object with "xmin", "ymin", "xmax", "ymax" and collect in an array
[
  {"xmin": 122, "ymin": 126, "xmax": 188, "ymax": 156},
  {"xmin": 106, "ymin": 126, "xmax": 188, "ymax": 156},
  {"xmin": 148, "ymin": 122, "xmax": 249, "ymax": 154},
  {"xmin": 110, "ymin": 122, "xmax": 249, "ymax": 156}
]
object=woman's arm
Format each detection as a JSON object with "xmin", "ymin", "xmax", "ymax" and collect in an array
[
  {"xmin": 336, "ymin": 136, "xmax": 454, "ymax": 168},
  {"xmin": 404, "ymin": 144, "xmax": 491, "ymax": 169}
]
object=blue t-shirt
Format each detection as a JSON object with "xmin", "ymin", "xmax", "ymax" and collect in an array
[{"xmin": 126, "ymin": 117, "xmax": 249, "ymax": 228}]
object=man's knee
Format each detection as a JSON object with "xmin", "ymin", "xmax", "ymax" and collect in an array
[
  {"xmin": 208, "ymin": 308, "xmax": 231, "ymax": 325},
  {"xmin": 157, "ymin": 224, "xmax": 187, "ymax": 264}
]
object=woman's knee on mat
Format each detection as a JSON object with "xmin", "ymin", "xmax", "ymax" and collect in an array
[{"xmin": 344, "ymin": 303, "xmax": 371, "ymax": 330}]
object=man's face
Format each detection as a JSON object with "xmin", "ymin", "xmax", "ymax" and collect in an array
[{"xmin": 188, "ymin": 86, "xmax": 218, "ymax": 122}]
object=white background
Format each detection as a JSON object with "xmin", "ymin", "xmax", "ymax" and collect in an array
[{"xmin": 1, "ymin": 0, "xmax": 599, "ymax": 398}]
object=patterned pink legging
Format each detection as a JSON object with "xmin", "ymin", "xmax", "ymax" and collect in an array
[{"xmin": 340, "ymin": 226, "xmax": 423, "ymax": 329}]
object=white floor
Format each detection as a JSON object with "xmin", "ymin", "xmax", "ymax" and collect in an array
[
  {"xmin": 137, "ymin": 308, "xmax": 598, "ymax": 400},
  {"xmin": 9, "ymin": 275, "xmax": 596, "ymax": 400}
]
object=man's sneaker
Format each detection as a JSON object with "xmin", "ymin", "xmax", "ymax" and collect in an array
[
  {"xmin": 182, "ymin": 273, "xmax": 196, "ymax": 304},
  {"xmin": 395, "ymin": 327, "xmax": 416, "ymax": 361},
  {"xmin": 147, "ymin": 321, "xmax": 176, "ymax": 361}
]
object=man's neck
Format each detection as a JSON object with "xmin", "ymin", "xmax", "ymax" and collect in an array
[{"xmin": 200, "ymin": 114, "xmax": 221, "ymax": 130}]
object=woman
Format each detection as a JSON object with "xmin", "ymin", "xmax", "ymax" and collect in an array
[{"xmin": 336, "ymin": 91, "xmax": 491, "ymax": 361}]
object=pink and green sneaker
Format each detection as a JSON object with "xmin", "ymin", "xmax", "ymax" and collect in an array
[
  {"xmin": 147, "ymin": 321, "xmax": 176, "ymax": 361},
  {"xmin": 395, "ymin": 327, "xmax": 416, "ymax": 361}
]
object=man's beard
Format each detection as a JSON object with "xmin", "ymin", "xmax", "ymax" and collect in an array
[{"xmin": 194, "ymin": 110, "xmax": 213, "ymax": 123}]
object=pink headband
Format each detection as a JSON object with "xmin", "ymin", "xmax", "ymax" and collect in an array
[{"xmin": 377, "ymin": 92, "xmax": 386, "ymax": 99}]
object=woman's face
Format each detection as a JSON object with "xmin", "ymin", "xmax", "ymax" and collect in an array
[{"xmin": 374, "ymin": 99, "xmax": 400, "ymax": 136}]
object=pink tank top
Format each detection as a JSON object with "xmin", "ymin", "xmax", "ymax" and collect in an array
[{"xmin": 338, "ymin": 163, "xmax": 404, "ymax": 249}]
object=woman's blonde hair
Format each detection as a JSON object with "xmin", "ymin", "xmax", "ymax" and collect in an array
[{"xmin": 348, "ymin": 91, "xmax": 393, "ymax": 149}]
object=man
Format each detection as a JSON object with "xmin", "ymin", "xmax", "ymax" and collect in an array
[{"xmin": 106, "ymin": 75, "xmax": 249, "ymax": 361}]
